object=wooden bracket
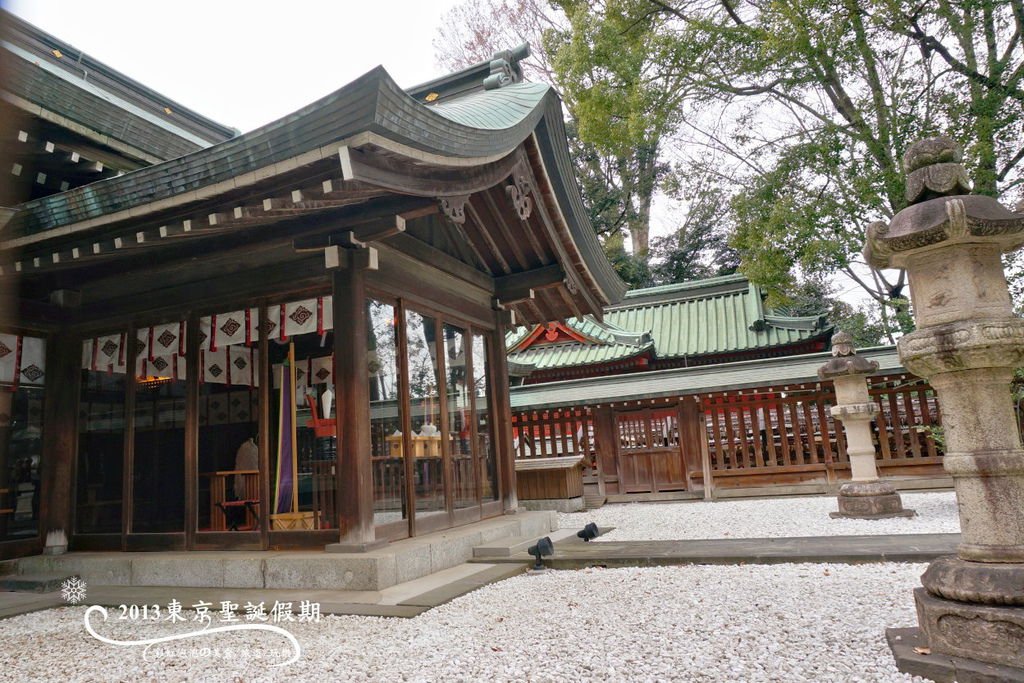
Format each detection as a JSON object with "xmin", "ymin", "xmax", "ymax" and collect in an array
[{"xmin": 324, "ymin": 245, "xmax": 378, "ymax": 271}]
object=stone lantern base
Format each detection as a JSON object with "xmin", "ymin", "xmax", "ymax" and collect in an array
[{"xmin": 829, "ymin": 480, "xmax": 915, "ymax": 519}]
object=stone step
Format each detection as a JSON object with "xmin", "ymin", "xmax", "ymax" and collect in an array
[
  {"xmin": 0, "ymin": 572, "xmax": 77, "ymax": 593},
  {"xmin": 472, "ymin": 528, "xmax": 578, "ymax": 558},
  {"xmin": 584, "ymin": 492, "xmax": 606, "ymax": 510},
  {"xmin": 388, "ymin": 562, "xmax": 529, "ymax": 608},
  {"xmin": 9, "ymin": 510, "xmax": 557, "ymax": 592}
]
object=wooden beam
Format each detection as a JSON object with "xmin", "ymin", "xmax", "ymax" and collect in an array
[
  {"xmin": 479, "ymin": 189, "xmax": 533, "ymax": 270},
  {"xmin": 493, "ymin": 264, "xmax": 564, "ymax": 304},
  {"xmin": 465, "ymin": 200, "xmax": 511, "ymax": 275},
  {"xmin": 556, "ymin": 281, "xmax": 585, "ymax": 321},
  {"xmin": 292, "ymin": 215, "xmax": 406, "ymax": 252}
]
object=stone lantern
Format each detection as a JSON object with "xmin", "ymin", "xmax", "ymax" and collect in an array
[
  {"xmin": 865, "ymin": 136, "xmax": 1024, "ymax": 676},
  {"xmin": 818, "ymin": 331, "xmax": 913, "ymax": 519}
]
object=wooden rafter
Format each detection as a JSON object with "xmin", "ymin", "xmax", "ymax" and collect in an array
[{"xmin": 1, "ymin": 175, "xmax": 402, "ymax": 276}]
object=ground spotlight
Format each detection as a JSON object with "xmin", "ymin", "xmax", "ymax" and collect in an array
[
  {"xmin": 527, "ymin": 536, "xmax": 554, "ymax": 570},
  {"xmin": 576, "ymin": 522, "xmax": 599, "ymax": 542}
]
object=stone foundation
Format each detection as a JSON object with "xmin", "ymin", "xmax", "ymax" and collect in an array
[
  {"xmin": 829, "ymin": 481, "xmax": 915, "ymax": 519},
  {"xmin": 518, "ymin": 497, "xmax": 584, "ymax": 513}
]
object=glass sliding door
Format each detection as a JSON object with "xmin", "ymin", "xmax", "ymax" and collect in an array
[
  {"xmin": 472, "ymin": 334, "xmax": 499, "ymax": 502},
  {"xmin": 445, "ymin": 323, "xmax": 477, "ymax": 511},
  {"xmin": 196, "ymin": 312, "xmax": 260, "ymax": 534},
  {"xmin": 404, "ymin": 309, "xmax": 446, "ymax": 522},
  {"xmin": 367, "ymin": 299, "xmax": 405, "ymax": 532},
  {"xmin": 263, "ymin": 297, "xmax": 336, "ymax": 532},
  {"xmin": 131, "ymin": 323, "xmax": 187, "ymax": 533},
  {"xmin": 76, "ymin": 333, "xmax": 128, "ymax": 535},
  {"xmin": 0, "ymin": 333, "xmax": 46, "ymax": 542}
]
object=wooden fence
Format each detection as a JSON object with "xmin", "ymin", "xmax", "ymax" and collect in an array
[
  {"xmin": 511, "ymin": 373, "xmax": 946, "ymax": 498},
  {"xmin": 701, "ymin": 374, "xmax": 942, "ymax": 490}
]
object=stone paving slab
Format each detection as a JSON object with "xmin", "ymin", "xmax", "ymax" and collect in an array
[
  {"xmin": 887, "ymin": 627, "xmax": 1024, "ymax": 682},
  {"xmin": 396, "ymin": 563, "xmax": 528, "ymax": 607},
  {"xmin": 480, "ymin": 533, "xmax": 962, "ymax": 568}
]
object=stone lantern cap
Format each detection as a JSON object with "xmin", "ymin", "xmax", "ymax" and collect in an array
[
  {"xmin": 864, "ymin": 136, "xmax": 1024, "ymax": 269},
  {"xmin": 817, "ymin": 331, "xmax": 879, "ymax": 379}
]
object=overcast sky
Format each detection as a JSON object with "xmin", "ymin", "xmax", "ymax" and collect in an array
[{"xmin": 7, "ymin": 0, "xmax": 465, "ymax": 132}]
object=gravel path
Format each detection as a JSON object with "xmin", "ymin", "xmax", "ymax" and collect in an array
[
  {"xmin": 559, "ymin": 491, "xmax": 959, "ymax": 541},
  {"xmin": 0, "ymin": 563, "xmax": 927, "ymax": 682}
]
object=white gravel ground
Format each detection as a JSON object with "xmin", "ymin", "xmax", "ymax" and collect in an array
[
  {"xmin": 559, "ymin": 491, "xmax": 959, "ymax": 541},
  {"xmin": 0, "ymin": 562, "xmax": 927, "ymax": 682}
]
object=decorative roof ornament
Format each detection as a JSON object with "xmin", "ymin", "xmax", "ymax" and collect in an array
[
  {"xmin": 483, "ymin": 43, "xmax": 531, "ymax": 90},
  {"xmin": 903, "ymin": 135, "xmax": 972, "ymax": 204},
  {"xmin": 817, "ymin": 330, "xmax": 879, "ymax": 379},
  {"xmin": 864, "ymin": 136, "xmax": 1024, "ymax": 269}
]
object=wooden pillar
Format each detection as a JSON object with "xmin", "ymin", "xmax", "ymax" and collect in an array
[
  {"xmin": 39, "ymin": 331, "xmax": 81, "ymax": 539},
  {"xmin": 326, "ymin": 246, "xmax": 383, "ymax": 551},
  {"xmin": 489, "ymin": 311, "xmax": 518, "ymax": 513},
  {"xmin": 184, "ymin": 315, "xmax": 200, "ymax": 548},
  {"xmin": 257, "ymin": 302, "xmax": 271, "ymax": 549},
  {"xmin": 592, "ymin": 406, "xmax": 617, "ymax": 496}
]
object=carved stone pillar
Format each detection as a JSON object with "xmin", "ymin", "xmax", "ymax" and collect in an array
[
  {"xmin": 865, "ymin": 137, "xmax": 1024, "ymax": 674},
  {"xmin": 819, "ymin": 332, "xmax": 913, "ymax": 519}
]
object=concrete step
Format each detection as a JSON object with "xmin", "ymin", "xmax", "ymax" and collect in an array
[
  {"xmin": 0, "ymin": 572, "xmax": 76, "ymax": 593},
  {"xmin": 473, "ymin": 528, "xmax": 578, "ymax": 558}
]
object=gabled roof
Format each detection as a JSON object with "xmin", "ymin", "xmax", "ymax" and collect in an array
[
  {"xmin": 507, "ymin": 317, "xmax": 655, "ymax": 370},
  {"xmin": 0, "ymin": 39, "xmax": 626, "ymax": 322},
  {"xmin": 507, "ymin": 274, "xmax": 832, "ymax": 372},
  {"xmin": 605, "ymin": 274, "xmax": 830, "ymax": 358},
  {"xmin": 1, "ymin": 9, "xmax": 237, "ymax": 163}
]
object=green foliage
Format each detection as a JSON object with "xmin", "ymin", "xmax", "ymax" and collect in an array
[
  {"xmin": 772, "ymin": 277, "xmax": 889, "ymax": 347},
  {"xmin": 550, "ymin": 0, "xmax": 1024, "ymax": 327}
]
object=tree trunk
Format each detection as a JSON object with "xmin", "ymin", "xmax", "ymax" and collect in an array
[{"xmin": 628, "ymin": 141, "xmax": 659, "ymax": 258}]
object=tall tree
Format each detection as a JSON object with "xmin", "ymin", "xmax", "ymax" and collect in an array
[
  {"xmin": 434, "ymin": 0, "xmax": 702, "ymax": 272},
  {"xmin": 610, "ymin": 0, "xmax": 1024, "ymax": 333}
]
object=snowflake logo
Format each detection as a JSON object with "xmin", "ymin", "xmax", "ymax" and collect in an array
[
  {"xmin": 61, "ymin": 576, "xmax": 87, "ymax": 604},
  {"xmin": 151, "ymin": 357, "xmax": 169, "ymax": 372}
]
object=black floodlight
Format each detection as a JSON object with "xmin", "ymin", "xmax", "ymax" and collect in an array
[
  {"xmin": 576, "ymin": 522, "xmax": 599, "ymax": 542},
  {"xmin": 527, "ymin": 536, "xmax": 554, "ymax": 570}
]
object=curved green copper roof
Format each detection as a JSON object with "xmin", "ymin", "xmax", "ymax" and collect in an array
[
  {"xmin": 507, "ymin": 275, "xmax": 832, "ymax": 372},
  {"xmin": 511, "ymin": 339, "xmax": 655, "ymax": 370},
  {"xmin": 3, "ymin": 59, "xmax": 626, "ymax": 304},
  {"xmin": 506, "ymin": 316, "xmax": 654, "ymax": 370},
  {"xmin": 510, "ymin": 346, "xmax": 902, "ymax": 410}
]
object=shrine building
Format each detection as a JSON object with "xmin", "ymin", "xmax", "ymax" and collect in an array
[{"xmin": 0, "ymin": 11, "xmax": 626, "ymax": 559}]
